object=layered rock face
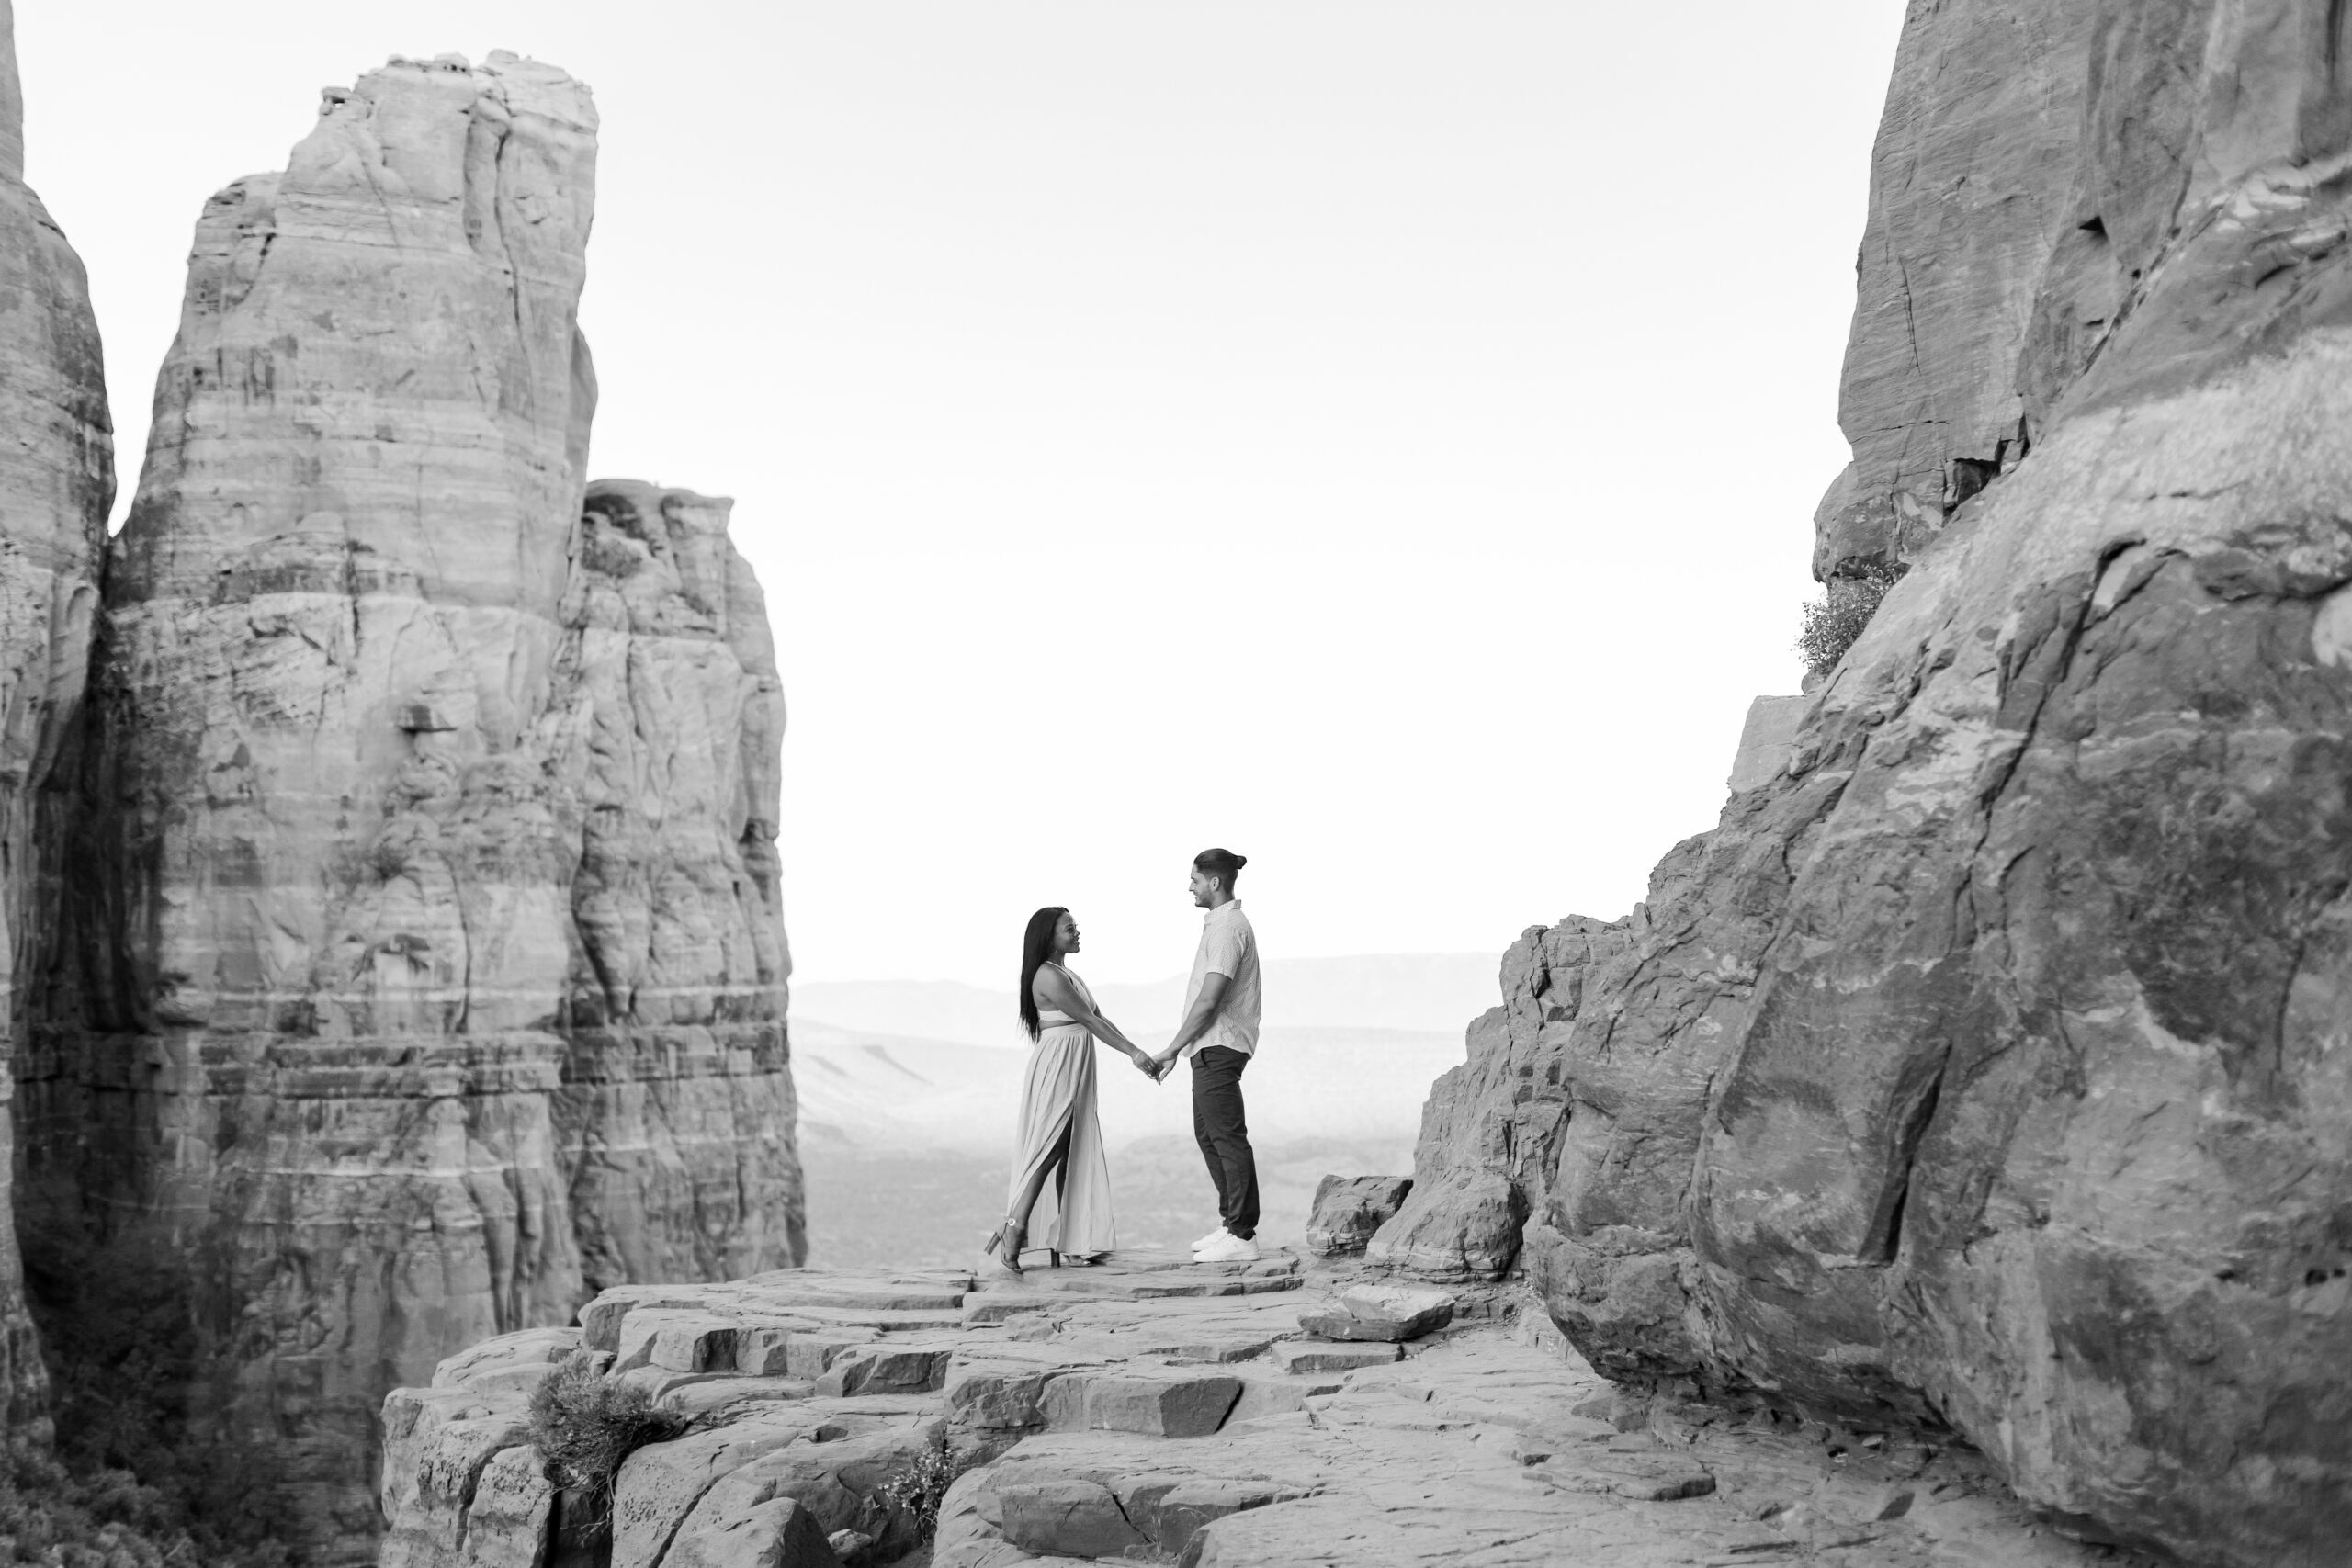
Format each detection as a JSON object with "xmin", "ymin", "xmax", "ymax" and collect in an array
[
  {"xmin": 0, "ymin": 0, "xmax": 113, "ymax": 1435},
  {"xmin": 557, "ymin": 479, "xmax": 799, "ymax": 1288},
  {"xmin": 16, "ymin": 54, "xmax": 799, "ymax": 1551},
  {"xmin": 1812, "ymin": 0, "xmax": 2093, "ymax": 578},
  {"xmin": 1382, "ymin": 5, "xmax": 2352, "ymax": 1564}
]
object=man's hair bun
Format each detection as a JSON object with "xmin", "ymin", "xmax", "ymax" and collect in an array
[{"xmin": 1193, "ymin": 847, "xmax": 1248, "ymax": 884}]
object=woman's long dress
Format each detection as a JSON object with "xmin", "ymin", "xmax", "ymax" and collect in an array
[{"xmin": 1006, "ymin": 965, "xmax": 1117, "ymax": 1256}]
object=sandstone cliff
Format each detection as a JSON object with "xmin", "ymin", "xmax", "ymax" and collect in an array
[
  {"xmin": 15, "ymin": 54, "xmax": 799, "ymax": 1554},
  {"xmin": 0, "ymin": 0, "xmax": 113, "ymax": 1433},
  {"xmin": 558, "ymin": 478, "xmax": 798, "ymax": 1290},
  {"xmin": 1378, "ymin": 5, "xmax": 2352, "ymax": 1565},
  {"xmin": 1812, "ymin": 0, "xmax": 2093, "ymax": 578}
]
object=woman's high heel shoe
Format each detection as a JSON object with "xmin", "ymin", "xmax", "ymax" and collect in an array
[{"xmin": 983, "ymin": 1219, "xmax": 1026, "ymax": 1277}]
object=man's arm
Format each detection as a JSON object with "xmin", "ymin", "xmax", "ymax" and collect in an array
[{"xmin": 1153, "ymin": 972, "xmax": 1231, "ymax": 1073}]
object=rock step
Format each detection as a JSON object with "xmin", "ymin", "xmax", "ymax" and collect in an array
[
  {"xmin": 391, "ymin": 1280, "xmax": 2121, "ymax": 1568},
  {"xmin": 978, "ymin": 1271, "xmax": 1302, "ymax": 1304},
  {"xmin": 612, "ymin": 1309, "xmax": 891, "ymax": 1377},
  {"xmin": 944, "ymin": 1350, "xmax": 1334, "ymax": 1440},
  {"xmin": 578, "ymin": 1273, "xmax": 973, "ymax": 1352},
  {"xmin": 1270, "ymin": 1340, "xmax": 1405, "ymax": 1373}
]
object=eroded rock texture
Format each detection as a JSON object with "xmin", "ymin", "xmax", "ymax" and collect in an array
[
  {"xmin": 16, "ymin": 54, "xmax": 798, "ymax": 1552},
  {"xmin": 557, "ymin": 479, "xmax": 798, "ymax": 1290},
  {"xmin": 1813, "ymin": 0, "xmax": 2093, "ymax": 578},
  {"xmin": 1384, "ymin": 5, "xmax": 2352, "ymax": 1564},
  {"xmin": 0, "ymin": 0, "xmax": 113, "ymax": 1433}
]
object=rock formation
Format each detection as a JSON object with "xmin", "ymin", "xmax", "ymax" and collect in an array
[
  {"xmin": 1812, "ymin": 0, "xmax": 2094, "ymax": 578},
  {"xmin": 1724, "ymin": 695, "xmax": 1804, "ymax": 794},
  {"xmin": 1302, "ymin": 1175, "xmax": 1410, "ymax": 1256},
  {"xmin": 383, "ymin": 1253, "xmax": 2134, "ymax": 1568},
  {"xmin": 557, "ymin": 478, "xmax": 798, "ymax": 1289},
  {"xmin": 1377, "ymin": 5, "xmax": 2352, "ymax": 1565},
  {"xmin": 13, "ymin": 53, "xmax": 800, "ymax": 1553},
  {"xmin": 0, "ymin": 0, "xmax": 113, "ymax": 1432}
]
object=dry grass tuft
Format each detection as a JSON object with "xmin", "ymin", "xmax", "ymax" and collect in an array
[
  {"xmin": 877, "ymin": 1439, "xmax": 966, "ymax": 1543},
  {"xmin": 526, "ymin": 1351, "xmax": 690, "ymax": 1537}
]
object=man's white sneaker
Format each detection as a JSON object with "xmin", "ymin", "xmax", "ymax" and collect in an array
[
  {"xmin": 1193, "ymin": 1230, "xmax": 1261, "ymax": 1264},
  {"xmin": 1189, "ymin": 1227, "xmax": 1226, "ymax": 1253}
]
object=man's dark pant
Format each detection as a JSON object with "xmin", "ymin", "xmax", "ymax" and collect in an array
[{"xmin": 1190, "ymin": 1045, "xmax": 1260, "ymax": 1239}]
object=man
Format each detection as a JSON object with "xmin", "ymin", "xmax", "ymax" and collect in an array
[{"xmin": 1151, "ymin": 847, "xmax": 1262, "ymax": 1263}]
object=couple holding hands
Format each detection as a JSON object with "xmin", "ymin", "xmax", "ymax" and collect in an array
[{"xmin": 982, "ymin": 848, "xmax": 1262, "ymax": 1275}]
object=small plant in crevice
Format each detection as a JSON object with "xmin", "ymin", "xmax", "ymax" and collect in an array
[
  {"xmin": 526, "ymin": 1350, "xmax": 690, "ymax": 1539},
  {"xmin": 876, "ymin": 1441, "xmax": 966, "ymax": 1543},
  {"xmin": 1796, "ymin": 561, "xmax": 1906, "ymax": 680}
]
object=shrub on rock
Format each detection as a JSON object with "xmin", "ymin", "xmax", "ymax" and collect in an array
[
  {"xmin": 527, "ymin": 1350, "xmax": 690, "ymax": 1537},
  {"xmin": 1794, "ymin": 562, "xmax": 1904, "ymax": 679}
]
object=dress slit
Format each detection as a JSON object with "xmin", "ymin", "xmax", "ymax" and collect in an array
[{"xmin": 1005, "ymin": 975, "xmax": 1117, "ymax": 1256}]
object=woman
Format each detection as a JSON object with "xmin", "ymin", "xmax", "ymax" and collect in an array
[{"xmin": 983, "ymin": 906, "xmax": 1161, "ymax": 1276}]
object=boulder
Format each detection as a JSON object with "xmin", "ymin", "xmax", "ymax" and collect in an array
[
  {"xmin": 1296, "ymin": 1284, "xmax": 1455, "ymax": 1343},
  {"xmin": 1303, "ymin": 1176, "xmax": 1412, "ymax": 1256},
  {"xmin": 1337, "ymin": 1284, "xmax": 1454, "ymax": 1337},
  {"xmin": 1367, "ymin": 1165, "xmax": 1526, "ymax": 1280}
]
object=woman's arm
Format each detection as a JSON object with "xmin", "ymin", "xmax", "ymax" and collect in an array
[
  {"xmin": 1150, "ymin": 971, "xmax": 1229, "ymax": 1074},
  {"xmin": 1035, "ymin": 967, "xmax": 1156, "ymax": 1067}
]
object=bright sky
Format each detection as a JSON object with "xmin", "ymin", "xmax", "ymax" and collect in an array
[{"xmin": 18, "ymin": 2, "xmax": 1905, "ymax": 988}]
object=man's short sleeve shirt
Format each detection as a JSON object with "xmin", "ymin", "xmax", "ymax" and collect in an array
[{"xmin": 1182, "ymin": 899, "xmax": 1261, "ymax": 1059}]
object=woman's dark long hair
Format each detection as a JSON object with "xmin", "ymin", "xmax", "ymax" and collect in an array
[{"xmin": 1018, "ymin": 907, "xmax": 1069, "ymax": 1041}]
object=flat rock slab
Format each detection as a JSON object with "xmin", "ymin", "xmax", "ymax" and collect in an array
[
  {"xmin": 732, "ymin": 1270, "xmax": 970, "ymax": 1313},
  {"xmin": 1295, "ymin": 1311, "xmax": 1418, "ymax": 1342},
  {"xmin": 1534, "ymin": 1455, "xmax": 1720, "ymax": 1502},
  {"xmin": 1042, "ymin": 1370, "xmax": 1244, "ymax": 1438},
  {"xmin": 1337, "ymin": 1282, "xmax": 1455, "ymax": 1336},
  {"xmin": 785, "ymin": 1305, "xmax": 967, "ymax": 1332},
  {"xmin": 963, "ymin": 1292, "xmax": 1056, "ymax": 1325},
  {"xmin": 1271, "ymin": 1340, "xmax": 1405, "ymax": 1373}
]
